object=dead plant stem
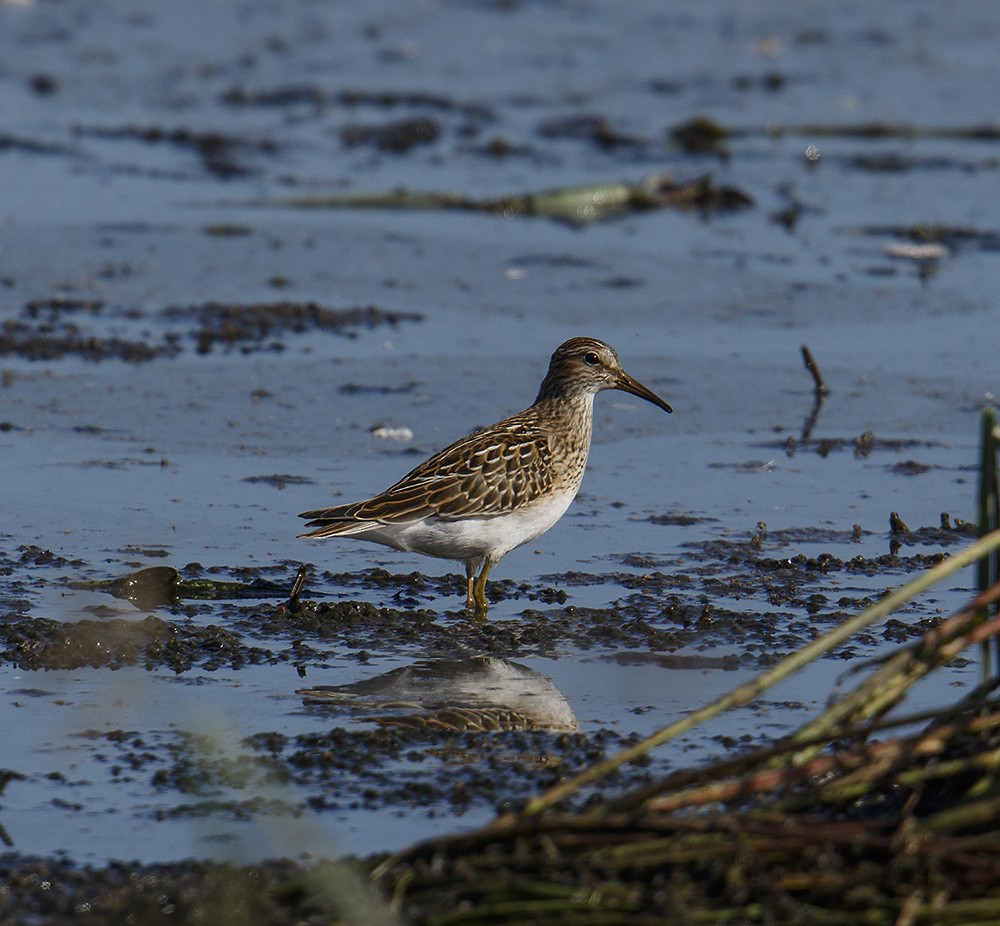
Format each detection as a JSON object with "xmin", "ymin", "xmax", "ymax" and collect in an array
[{"xmin": 500, "ymin": 529, "xmax": 1000, "ymax": 824}]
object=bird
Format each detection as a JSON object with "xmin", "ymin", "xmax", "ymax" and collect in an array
[{"xmin": 299, "ymin": 337, "xmax": 672, "ymax": 613}]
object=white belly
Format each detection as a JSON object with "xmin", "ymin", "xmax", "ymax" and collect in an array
[{"xmin": 357, "ymin": 487, "xmax": 578, "ymax": 565}]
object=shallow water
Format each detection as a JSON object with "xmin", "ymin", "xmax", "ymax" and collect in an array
[{"xmin": 1, "ymin": 0, "xmax": 998, "ymax": 869}]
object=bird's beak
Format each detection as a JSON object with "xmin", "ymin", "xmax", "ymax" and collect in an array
[{"xmin": 615, "ymin": 371, "xmax": 673, "ymax": 414}]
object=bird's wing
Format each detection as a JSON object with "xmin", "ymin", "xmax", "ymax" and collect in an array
[{"xmin": 299, "ymin": 417, "xmax": 554, "ymax": 529}]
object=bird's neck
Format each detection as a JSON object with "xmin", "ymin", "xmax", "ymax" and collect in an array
[
  {"xmin": 531, "ymin": 389, "xmax": 595, "ymax": 421},
  {"xmin": 531, "ymin": 391, "xmax": 595, "ymax": 460},
  {"xmin": 534, "ymin": 366, "xmax": 584, "ymax": 405},
  {"xmin": 539, "ymin": 391, "xmax": 593, "ymax": 491}
]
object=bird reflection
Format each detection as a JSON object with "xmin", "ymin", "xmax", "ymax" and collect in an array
[{"xmin": 299, "ymin": 657, "xmax": 578, "ymax": 733}]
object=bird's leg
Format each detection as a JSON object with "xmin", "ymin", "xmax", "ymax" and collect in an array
[
  {"xmin": 471, "ymin": 559, "xmax": 495, "ymax": 613},
  {"xmin": 464, "ymin": 562, "xmax": 476, "ymax": 610}
]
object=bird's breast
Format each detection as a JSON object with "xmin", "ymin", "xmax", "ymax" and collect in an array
[{"xmin": 382, "ymin": 484, "xmax": 580, "ymax": 563}]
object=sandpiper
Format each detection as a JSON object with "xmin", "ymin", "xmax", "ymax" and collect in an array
[{"xmin": 299, "ymin": 337, "xmax": 672, "ymax": 612}]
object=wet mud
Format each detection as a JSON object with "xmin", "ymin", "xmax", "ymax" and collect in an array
[
  {"xmin": 1, "ymin": 511, "xmax": 965, "ymax": 674},
  {"xmin": 0, "ymin": 853, "xmax": 352, "ymax": 926}
]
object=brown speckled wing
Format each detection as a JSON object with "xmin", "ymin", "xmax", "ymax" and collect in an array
[{"xmin": 299, "ymin": 416, "xmax": 554, "ymax": 533}]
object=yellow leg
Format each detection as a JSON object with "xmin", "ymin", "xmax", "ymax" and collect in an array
[
  {"xmin": 464, "ymin": 562, "xmax": 476, "ymax": 610},
  {"xmin": 471, "ymin": 559, "xmax": 495, "ymax": 613}
]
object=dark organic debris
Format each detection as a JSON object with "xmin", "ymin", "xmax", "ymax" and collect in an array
[
  {"xmin": 341, "ymin": 117, "xmax": 441, "ymax": 152},
  {"xmin": 222, "ymin": 84, "xmax": 493, "ymax": 120},
  {"xmin": 732, "ymin": 71, "xmax": 786, "ymax": 92},
  {"xmin": 0, "ymin": 296, "xmax": 424, "ymax": 363},
  {"xmin": 240, "ymin": 531, "xmax": 955, "ymax": 660},
  {"xmin": 0, "ymin": 133, "xmax": 75, "ymax": 156},
  {"xmin": 845, "ymin": 153, "xmax": 986, "ymax": 172},
  {"xmin": 118, "ymin": 546, "xmax": 171, "ymax": 558},
  {"xmin": 537, "ymin": 114, "xmax": 646, "ymax": 150},
  {"xmin": 202, "ymin": 224, "xmax": 253, "ymax": 237},
  {"xmin": 783, "ymin": 121, "xmax": 1000, "ymax": 141},
  {"xmin": 469, "ymin": 134, "xmax": 536, "ymax": 158},
  {"xmin": 28, "ymin": 73, "xmax": 58, "ymax": 95},
  {"xmin": 889, "ymin": 511, "xmax": 911, "ymax": 535},
  {"xmin": 242, "ymin": 473, "xmax": 316, "ymax": 490},
  {"xmin": 164, "ymin": 301, "xmax": 423, "ymax": 354},
  {"xmin": 232, "ymin": 597, "xmax": 704, "ymax": 660},
  {"xmin": 259, "ymin": 723, "xmax": 642, "ymax": 815},
  {"xmin": 275, "ymin": 173, "xmax": 753, "ymax": 226},
  {"xmin": 0, "ymin": 316, "xmax": 172, "ymax": 363},
  {"xmin": 17, "ymin": 545, "xmax": 83, "ymax": 568},
  {"xmin": 770, "ymin": 183, "xmax": 816, "ymax": 231},
  {"xmin": 707, "ymin": 459, "xmax": 775, "ymax": 472},
  {"xmin": 854, "ymin": 430, "xmax": 876, "ymax": 457},
  {"xmin": 72, "ymin": 124, "xmax": 278, "ymax": 178},
  {"xmin": 338, "ymin": 381, "xmax": 419, "ymax": 396},
  {"xmin": 800, "ymin": 344, "xmax": 828, "ymax": 399},
  {"xmin": 890, "ymin": 512, "xmax": 977, "ymax": 545},
  {"xmin": 891, "ymin": 459, "xmax": 932, "ymax": 476},
  {"xmin": 647, "ymin": 512, "xmax": 709, "ymax": 526},
  {"xmin": 767, "ymin": 430, "xmax": 940, "ymax": 459},
  {"xmin": 670, "ymin": 116, "xmax": 732, "ymax": 154}
]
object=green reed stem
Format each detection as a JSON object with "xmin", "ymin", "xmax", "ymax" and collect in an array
[{"xmin": 978, "ymin": 407, "xmax": 999, "ymax": 679}]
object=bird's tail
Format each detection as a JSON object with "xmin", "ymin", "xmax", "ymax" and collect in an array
[{"xmin": 297, "ymin": 505, "xmax": 379, "ymax": 539}]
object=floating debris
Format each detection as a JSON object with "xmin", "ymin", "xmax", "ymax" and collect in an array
[
  {"xmin": 885, "ymin": 241, "xmax": 949, "ymax": 261},
  {"xmin": 269, "ymin": 173, "xmax": 753, "ymax": 226},
  {"xmin": 371, "ymin": 425, "xmax": 415, "ymax": 442}
]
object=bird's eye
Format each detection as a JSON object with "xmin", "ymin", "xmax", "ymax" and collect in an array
[{"xmin": 582, "ymin": 352, "xmax": 600, "ymax": 366}]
